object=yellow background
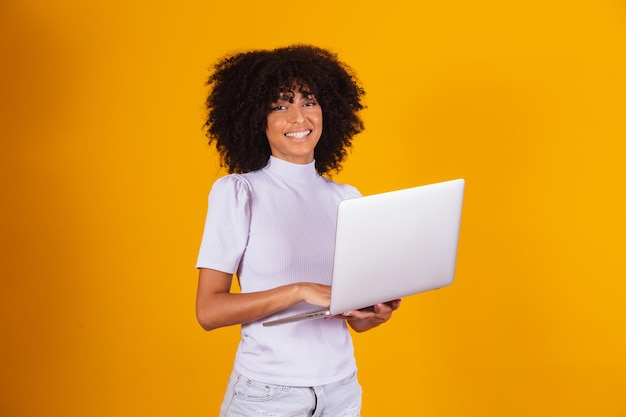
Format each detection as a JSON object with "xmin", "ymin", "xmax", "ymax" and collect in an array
[{"xmin": 1, "ymin": 0, "xmax": 625, "ymax": 415}]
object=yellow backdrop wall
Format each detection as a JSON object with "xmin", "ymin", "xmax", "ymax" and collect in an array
[{"xmin": 1, "ymin": 0, "xmax": 625, "ymax": 416}]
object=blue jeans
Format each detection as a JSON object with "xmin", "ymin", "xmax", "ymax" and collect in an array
[{"xmin": 218, "ymin": 369, "xmax": 362, "ymax": 417}]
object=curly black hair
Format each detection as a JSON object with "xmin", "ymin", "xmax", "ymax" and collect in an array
[{"xmin": 204, "ymin": 44, "xmax": 365, "ymax": 174}]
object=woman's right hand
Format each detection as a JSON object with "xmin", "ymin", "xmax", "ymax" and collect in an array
[
  {"xmin": 295, "ymin": 282, "xmax": 332, "ymax": 308},
  {"xmin": 196, "ymin": 268, "xmax": 333, "ymax": 331}
]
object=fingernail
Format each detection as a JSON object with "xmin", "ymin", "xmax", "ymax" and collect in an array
[{"xmin": 342, "ymin": 312, "xmax": 351, "ymax": 316}]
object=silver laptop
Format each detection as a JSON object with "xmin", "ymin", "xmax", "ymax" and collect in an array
[{"xmin": 262, "ymin": 178, "xmax": 465, "ymax": 327}]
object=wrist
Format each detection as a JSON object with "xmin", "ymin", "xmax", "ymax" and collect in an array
[{"xmin": 290, "ymin": 282, "xmax": 305, "ymax": 303}]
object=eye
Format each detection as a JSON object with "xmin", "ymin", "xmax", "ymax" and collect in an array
[
  {"xmin": 303, "ymin": 97, "xmax": 318, "ymax": 107},
  {"xmin": 270, "ymin": 104, "xmax": 287, "ymax": 112}
]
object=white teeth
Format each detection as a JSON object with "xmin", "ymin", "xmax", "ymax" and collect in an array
[{"xmin": 285, "ymin": 130, "xmax": 311, "ymax": 139}]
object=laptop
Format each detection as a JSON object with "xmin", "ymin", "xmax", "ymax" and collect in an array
[{"xmin": 262, "ymin": 178, "xmax": 465, "ymax": 327}]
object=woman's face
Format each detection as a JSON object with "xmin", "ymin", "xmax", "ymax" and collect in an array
[{"xmin": 265, "ymin": 87, "xmax": 322, "ymax": 165}]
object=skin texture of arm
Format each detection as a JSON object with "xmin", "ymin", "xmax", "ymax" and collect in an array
[{"xmin": 195, "ymin": 268, "xmax": 333, "ymax": 331}]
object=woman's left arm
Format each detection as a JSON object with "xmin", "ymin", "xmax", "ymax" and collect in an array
[{"xmin": 344, "ymin": 299, "xmax": 402, "ymax": 333}]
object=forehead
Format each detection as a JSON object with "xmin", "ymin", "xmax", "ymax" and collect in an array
[
  {"xmin": 275, "ymin": 81, "xmax": 315, "ymax": 100},
  {"xmin": 276, "ymin": 90, "xmax": 315, "ymax": 101}
]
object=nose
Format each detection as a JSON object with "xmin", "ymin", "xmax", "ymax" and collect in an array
[{"xmin": 287, "ymin": 106, "xmax": 304, "ymax": 123}]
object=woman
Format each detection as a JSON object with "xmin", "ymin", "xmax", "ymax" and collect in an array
[{"xmin": 196, "ymin": 44, "xmax": 401, "ymax": 417}]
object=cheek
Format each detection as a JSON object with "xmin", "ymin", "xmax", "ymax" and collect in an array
[
  {"xmin": 312, "ymin": 110, "xmax": 323, "ymax": 126},
  {"xmin": 265, "ymin": 118, "xmax": 281, "ymax": 136}
]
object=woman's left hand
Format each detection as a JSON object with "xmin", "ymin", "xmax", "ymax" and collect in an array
[{"xmin": 337, "ymin": 299, "xmax": 402, "ymax": 332}]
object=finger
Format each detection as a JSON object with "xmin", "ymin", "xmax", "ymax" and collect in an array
[
  {"xmin": 385, "ymin": 299, "xmax": 401, "ymax": 310},
  {"xmin": 341, "ymin": 310, "xmax": 375, "ymax": 320}
]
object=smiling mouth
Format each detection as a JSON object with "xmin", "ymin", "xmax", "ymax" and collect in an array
[{"xmin": 284, "ymin": 130, "xmax": 311, "ymax": 139}]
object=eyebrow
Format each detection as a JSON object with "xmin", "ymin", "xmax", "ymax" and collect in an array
[{"xmin": 276, "ymin": 92, "xmax": 315, "ymax": 103}]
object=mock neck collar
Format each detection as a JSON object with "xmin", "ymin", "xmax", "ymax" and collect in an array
[{"xmin": 264, "ymin": 156, "xmax": 319, "ymax": 182}]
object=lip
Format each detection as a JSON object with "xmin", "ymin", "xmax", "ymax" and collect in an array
[{"xmin": 284, "ymin": 129, "xmax": 312, "ymax": 140}]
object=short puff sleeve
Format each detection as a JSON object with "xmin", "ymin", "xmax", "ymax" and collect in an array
[{"xmin": 196, "ymin": 175, "xmax": 251, "ymax": 274}]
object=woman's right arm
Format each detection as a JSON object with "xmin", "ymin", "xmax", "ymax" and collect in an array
[{"xmin": 195, "ymin": 268, "xmax": 332, "ymax": 331}]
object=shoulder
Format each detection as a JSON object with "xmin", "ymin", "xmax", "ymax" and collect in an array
[
  {"xmin": 212, "ymin": 173, "xmax": 250, "ymax": 188},
  {"xmin": 320, "ymin": 177, "xmax": 362, "ymax": 199},
  {"xmin": 209, "ymin": 174, "xmax": 253, "ymax": 200}
]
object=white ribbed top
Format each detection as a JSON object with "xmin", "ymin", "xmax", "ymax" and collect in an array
[{"xmin": 196, "ymin": 156, "xmax": 361, "ymax": 386}]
